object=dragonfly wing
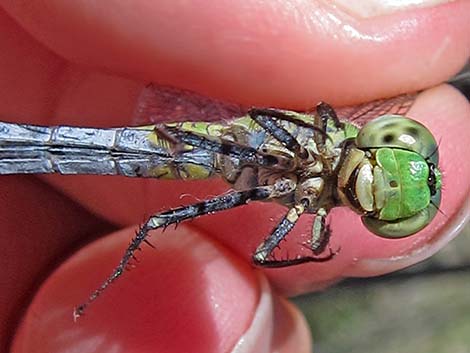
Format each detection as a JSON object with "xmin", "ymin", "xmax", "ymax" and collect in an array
[
  {"xmin": 133, "ymin": 84, "xmax": 246, "ymax": 125},
  {"xmin": 337, "ymin": 93, "xmax": 418, "ymax": 126}
]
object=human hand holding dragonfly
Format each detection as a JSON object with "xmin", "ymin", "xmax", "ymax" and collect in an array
[{"xmin": 1, "ymin": 1, "xmax": 470, "ymax": 352}]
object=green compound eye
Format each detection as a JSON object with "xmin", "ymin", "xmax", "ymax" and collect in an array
[
  {"xmin": 356, "ymin": 115, "xmax": 442, "ymax": 238},
  {"xmin": 362, "ymin": 186, "xmax": 441, "ymax": 238},
  {"xmin": 356, "ymin": 115, "xmax": 439, "ymax": 166}
]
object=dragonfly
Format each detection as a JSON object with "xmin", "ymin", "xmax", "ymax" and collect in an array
[{"xmin": 0, "ymin": 86, "xmax": 442, "ymax": 319}]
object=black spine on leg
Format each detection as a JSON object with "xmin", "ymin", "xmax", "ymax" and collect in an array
[{"xmin": 74, "ymin": 186, "xmax": 276, "ymax": 318}]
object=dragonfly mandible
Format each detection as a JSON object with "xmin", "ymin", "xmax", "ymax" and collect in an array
[{"xmin": 0, "ymin": 87, "xmax": 441, "ymax": 319}]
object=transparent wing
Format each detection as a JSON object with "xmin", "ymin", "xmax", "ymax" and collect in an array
[
  {"xmin": 134, "ymin": 84, "xmax": 418, "ymax": 129},
  {"xmin": 336, "ymin": 92, "xmax": 418, "ymax": 127},
  {"xmin": 133, "ymin": 84, "xmax": 246, "ymax": 125}
]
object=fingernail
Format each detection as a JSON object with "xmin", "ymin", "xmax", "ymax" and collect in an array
[
  {"xmin": 330, "ymin": 0, "xmax": 455, "ymax": 19},
  {"xmin": 231, "ymin": 274, "xmax": 274, "ymax": 353},
  {"xmin": 231, "ymin": 273, "xmax": 313, "ymax": 353}
]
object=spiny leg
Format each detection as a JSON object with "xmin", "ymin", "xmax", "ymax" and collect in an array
[
  {"xmin": 253, "ymin": 201, "xmax": 307, "ymax": 264},
  {"xmin": 156, "ymin": 125, "xmax": 294, "ymax": 171},
  {"xmin": 248, "ymin": 109, "xmax": 308, "ymax": 159},
  {"xmin": 310, "ymin": 207, "xmax": 331, "ymax": 255},
  {"xmin": 249, "ymin": 108, "xmax": 331, "ymax": 139},
  {"xmin": 74, "ymin": 179, "xmax": 296, "ymax": 319},
  {"xmin": 253, "ymin": 201, "xmax": 334, "ymax": 268},
  {"xmin": 316, "ymin": 102, "xmax": 344, "ymax": 129},
  {"xmin": 313, "ymin": 102, "xmax": 344, "ymax": 172},
  {"xmin": 257, "ymin": 250, "xmax": 335, "ymax": 268},
  {"xmin": 145, "ymin": 126, "xmax": 219, "ymax": 180},
  {"xmin": 249, "ymin": 108, "xmax": 331, "ymax": 155}
]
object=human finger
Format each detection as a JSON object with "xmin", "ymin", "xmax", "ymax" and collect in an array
[
  {"xmin": 10, "ymin": 226, "xmax": 312, "ymax": 353},
  {"xmin": 0, "ymin": 176, "xmax": 112, "ymax": 349},
  {"xmin": 1, "ymin": 0, "xmax": 470, "ymax": 107}
]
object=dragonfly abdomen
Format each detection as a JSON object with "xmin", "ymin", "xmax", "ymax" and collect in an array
[{"xmin": 0, "ymin": 121, "xmax": 218, "ymax": 179}]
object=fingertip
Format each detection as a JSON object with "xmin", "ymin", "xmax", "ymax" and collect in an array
[
  {"xmin": 271, "ymin": 296, "xmax": 313, "ymax": 353},
  {"xmin": 229, "ymin": 275, "xmax": 313, "ymax": 353},
  {"xmin": 2, "ymin": 0, "xmax": 470, "ymax": 107},
  {"xmin": 11, "ymin": 226, "xmax": 260, "ymax": 353}
]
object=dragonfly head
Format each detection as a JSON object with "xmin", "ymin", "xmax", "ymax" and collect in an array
[{"xmin": 338, "ymin": 115, "xmax": 442, "ymax": 238}]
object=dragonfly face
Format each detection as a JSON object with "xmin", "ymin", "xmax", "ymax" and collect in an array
[{"xmin": 338, "ymin": 115, "xmax": 442, "ymax": 238}]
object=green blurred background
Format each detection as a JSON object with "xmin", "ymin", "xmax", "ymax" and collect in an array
[{"xmin": 293, "ymin": 223, "xmax": 470, "ymax": 353}]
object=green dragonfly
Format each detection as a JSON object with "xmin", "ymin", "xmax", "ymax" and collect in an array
[{"xmin": 0, "ymin": 87, "xmax": 441, "ymax": 318}]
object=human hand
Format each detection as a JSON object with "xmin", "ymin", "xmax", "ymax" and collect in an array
[{"xmin": 1, "ymin": 1, "xmax": 470, "ymax": 352}]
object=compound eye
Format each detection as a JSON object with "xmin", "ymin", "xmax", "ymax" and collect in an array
[
  {"xmin": 361, "ymin": 200, "xmax": 440, "ymax": 238},
  {"xmin": 356, "ymin": 115, "xmax": 439, "ymax": 165}
]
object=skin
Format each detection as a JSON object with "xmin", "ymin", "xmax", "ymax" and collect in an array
[{"xmin": 0, "ymin": 1, "xmax": 470, "ymax": 352}]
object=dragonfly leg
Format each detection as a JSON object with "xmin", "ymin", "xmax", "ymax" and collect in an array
[
  {"xmin": 310, "ymin": 207, "xmax": 331, "ymax": 255},
  {"xmin": 254, "ymin": 250, "xmax": 336, "ymax": 268},
  {"xmin": 248, "ymin": 108, "xmax": 330, "ymax": 139},
  {"xmin": 316, "ymin": 102, "xmax": 344, "ymax": 129},
  {"xmin": 74, "ymin": 178, "xmax": 296, "ymax": 319},
  {"xmin": 313, "ymin": 103, "xmax": 344, "ymax": 171},
  {"xmin": 155, "ymin": 125, "xmax": 294, "ymax": 171},
  {"xmin": 253, "ymin": 202, "xmax": 335, "ymax": 268},
  {"xmin": 248, "ymin": 109, "xmax": 308, "ymax": 159},
  {"xmin": 248, "ymin": 108, "xmax": 330, "ymax": 159}
]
